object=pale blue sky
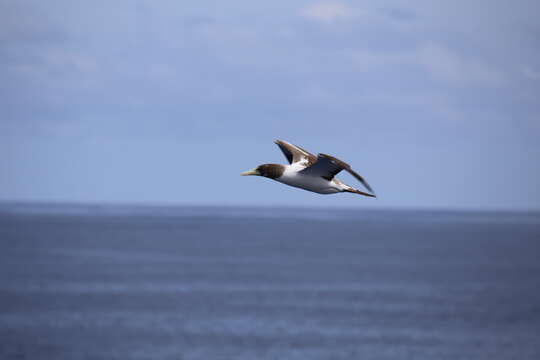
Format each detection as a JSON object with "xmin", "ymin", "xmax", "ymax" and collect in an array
[{"xmin": 1, "ymin": 0, "xmax": 539, "ymax": 210}]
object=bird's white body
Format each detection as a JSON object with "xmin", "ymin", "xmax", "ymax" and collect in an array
[{"xmin": 276, "ymin": 163, "xmax": 345, "ymax": 194}]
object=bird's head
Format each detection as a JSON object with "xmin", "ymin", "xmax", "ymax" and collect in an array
[{"xmin": 240, "ymin": 164, "xmax": 284, "ymax": 179}]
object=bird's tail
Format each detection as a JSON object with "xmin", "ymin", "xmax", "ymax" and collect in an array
[{"xmin": 343, "ymin": 188, "xmax": 376, "ymax": 198}]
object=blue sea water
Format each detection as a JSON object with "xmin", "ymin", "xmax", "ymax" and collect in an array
[{"xmin": 0, "ymin": 203, "xmax": 539, "ymax": 359}]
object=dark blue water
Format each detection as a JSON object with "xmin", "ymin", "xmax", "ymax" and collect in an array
[{"xmin": 1, "ymin": 204, "xmax": 539, "ymax": 359}]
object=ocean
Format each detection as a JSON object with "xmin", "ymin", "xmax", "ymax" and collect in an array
[{"xmin": 1, "ymin": 203, "xmax": 539, "ymax": 359}]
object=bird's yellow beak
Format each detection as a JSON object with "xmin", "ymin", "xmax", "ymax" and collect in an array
[{"xmin": 240, "ymin": 168, "xmax": 260, "ymax": 176}]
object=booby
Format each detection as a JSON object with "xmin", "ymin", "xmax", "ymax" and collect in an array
[{"xmin": 241, "ymin": 140, "xmax": 376, "ymax": 197}]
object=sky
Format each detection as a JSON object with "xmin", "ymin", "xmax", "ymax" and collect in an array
[{"xmin": 1, "ymin": 0, "xmax": 539, "ymax": 210}]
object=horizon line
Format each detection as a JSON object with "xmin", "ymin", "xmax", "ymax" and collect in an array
[{"xmin": 1, "ymin": 199, "xmax": 539, "ymax": 215}]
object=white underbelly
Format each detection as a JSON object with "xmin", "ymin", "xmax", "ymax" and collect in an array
[{"xmin": 277, "ymin": 173, "xmax": 340, "ymax": 194}]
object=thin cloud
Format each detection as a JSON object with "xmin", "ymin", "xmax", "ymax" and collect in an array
[
  {"xmin": 302, "ymin": 1, "xmax": 354, "ymax": 23},
  {"xmin": 415, "ymin": 44, "xmax": 505, "ymax": 87},
  {"xmin": 523, "ymin": 66, "xmax": 540, "ymax": 80}
]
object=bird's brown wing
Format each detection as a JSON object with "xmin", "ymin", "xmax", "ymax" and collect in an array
[
  {"xmin": 300, "ymin": 153, "xmax": 375, "ymax": 194},
  {"xmin": 274, "ymin": 140, "xmax": 317, "ymax": 165}
]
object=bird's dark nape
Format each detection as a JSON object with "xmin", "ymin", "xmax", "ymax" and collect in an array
[{"xmin": 257, "ymin": 164, "xmax": 285, "ymax": 179}]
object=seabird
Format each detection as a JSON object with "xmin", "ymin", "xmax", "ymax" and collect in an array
[{"xmin": 241, "ymin": 140, "xmax": 376, "ymax": 197}]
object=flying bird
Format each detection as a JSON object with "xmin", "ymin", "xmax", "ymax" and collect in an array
[{"xmin": 241, "ymin": 140, "xmax": 376, "ymax": 197}]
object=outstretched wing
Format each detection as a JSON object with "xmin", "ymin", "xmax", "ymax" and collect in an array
[
  {"xmin": 274, "ymin": 140, "xmax": 317, "ymax": 166},
  {"xmin": 300, "ymin": 153, "xmax": 375, "ymax": 194}
]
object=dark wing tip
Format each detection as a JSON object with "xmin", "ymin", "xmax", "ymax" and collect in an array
[{"xmin": 360, "ymin": 179, "xmax": 375, "ymax": 194}]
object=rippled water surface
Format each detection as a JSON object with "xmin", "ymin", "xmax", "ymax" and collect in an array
[{"xmin": 1, "ymin": 204, "xmax": 539, "ymax": 359}]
